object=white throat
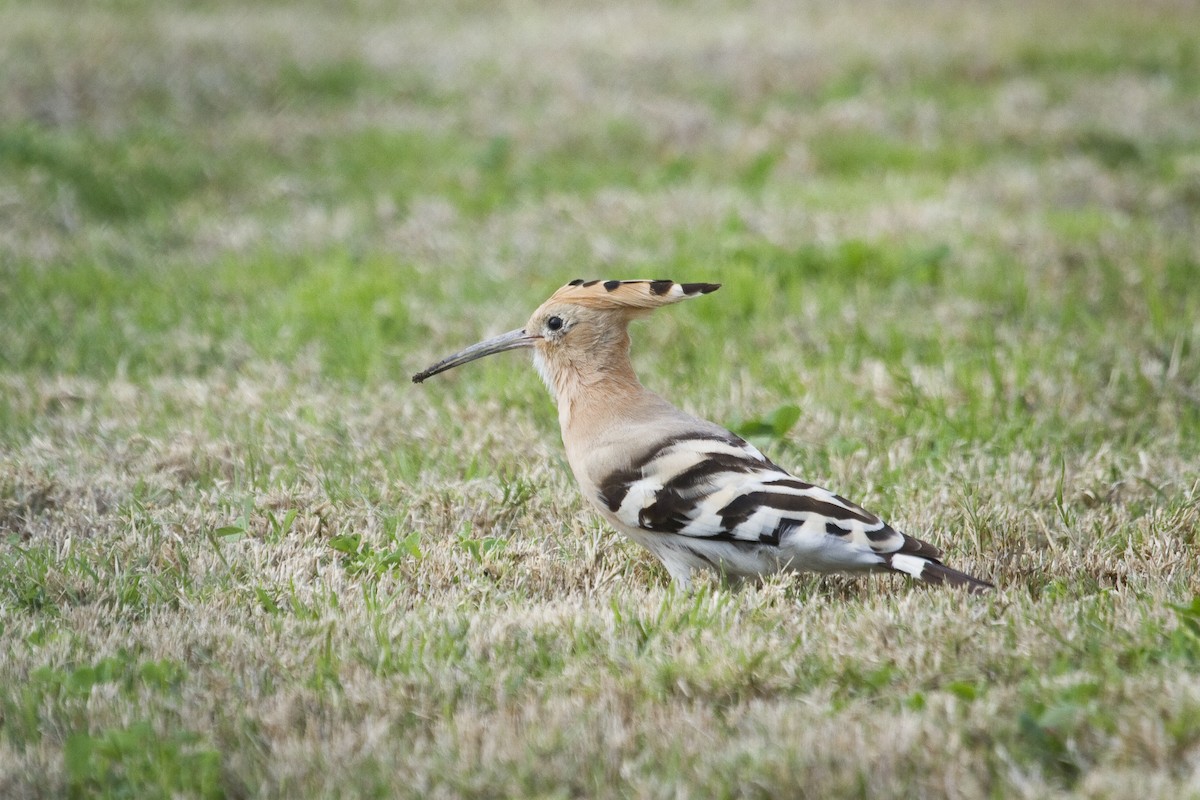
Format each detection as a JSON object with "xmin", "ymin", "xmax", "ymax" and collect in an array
[
  {"xmin": 532, "ymin": 349, "xmax": 585, "ymax": 433},
  {"xmin": 532, "ymin": 350, "xmax": 557, "ymax": 402}
]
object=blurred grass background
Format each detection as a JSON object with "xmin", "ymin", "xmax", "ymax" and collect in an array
[{"xmin": 2, "ymin": 1, "xmax": 1200, "ymax": 797}]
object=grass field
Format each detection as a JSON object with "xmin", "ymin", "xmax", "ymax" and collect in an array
[{"xmin": 3, "ymin": 0, "xmax": 1200, "ymax": 796}]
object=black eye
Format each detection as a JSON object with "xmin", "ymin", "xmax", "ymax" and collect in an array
[{"xmin": 547, "ymin": 316, "xmax": 564, "ymax": 331}]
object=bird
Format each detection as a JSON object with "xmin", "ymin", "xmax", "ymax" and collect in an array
[{"xmin": 413, "ymin": 279, "xmax": 992, "ymax": 593}]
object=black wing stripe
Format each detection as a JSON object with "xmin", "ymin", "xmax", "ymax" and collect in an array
[
  {"xmin": 659, "ymin": 453, "xmax": 764, "ymax": 494},
  {"xmin": 638, "ymin": 489, "xmax": 691, "ymax": 533},
  {"xmin": 599, "ymin": 464, "xmax": 643, "ymax": 512},
  {"xmin": 831, "ymin": 492, "xmax": 878, "ymax": 520},
  {"xmin": 825, "ymin": 521, "xmax": 849, "ymax": 537},
  {"xmin": 866, "ymin": 526, "xmax": 898, "ymax": 543},
  {"xmin": 899, "ymin": 532, "xmax": 942, "ymax": 559},
  {"xmin": 597, "ymin": 433, "xmax": 776, "ymax": 512},
  {"xmin": 717, "ymin": 491, "xmax": 877, "ymax": 530},
  {"xmin": 765, "ymin": 477, "xmax": 816, "ymax": 492}
]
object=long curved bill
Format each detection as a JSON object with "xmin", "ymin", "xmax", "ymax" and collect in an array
[{"xmin": 412, "ymin": 328, "xmax": 538, "ymax": 383}]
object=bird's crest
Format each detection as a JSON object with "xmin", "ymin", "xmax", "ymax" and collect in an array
[{"xmin": 548, "ymin": 279, "xmax": 720, "ymax": 311}]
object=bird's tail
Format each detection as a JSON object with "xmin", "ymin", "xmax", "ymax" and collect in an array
[{"xmin": 885, "ymin": 551, "xmax": 993, "ymax": 594}]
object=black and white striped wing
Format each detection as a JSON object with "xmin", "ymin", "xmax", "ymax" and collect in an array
[{"xmin": 597, "ymin": 433, "xmax": 932, "ymax": 560}]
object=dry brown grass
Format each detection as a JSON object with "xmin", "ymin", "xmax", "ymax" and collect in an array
[{"xmin": 2, "ymin": 0, "xmax": 1200, "ymax": 797}]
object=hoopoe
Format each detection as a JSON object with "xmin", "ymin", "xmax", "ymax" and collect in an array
[{"xmin": 414, "ymin": 279, "xmax": 992, "ymax": 593}]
